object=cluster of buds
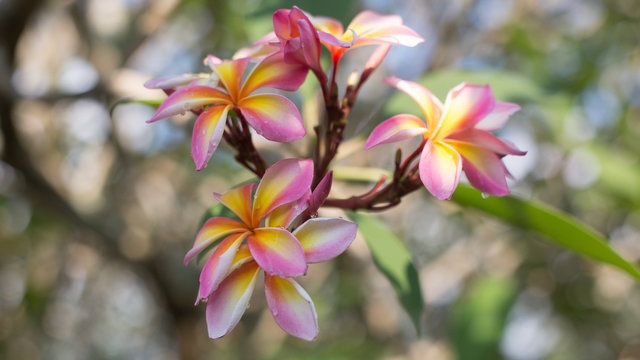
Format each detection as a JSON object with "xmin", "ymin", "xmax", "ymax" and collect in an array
[{"xmin": 144, "ymin": 6, "xmax": 524, "ymax": 340}]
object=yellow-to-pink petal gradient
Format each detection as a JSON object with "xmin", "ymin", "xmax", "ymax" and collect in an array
[
  {"xmin": 191, "ymin": 104, "xmax": 231, "ymax": 171},
  {"xmin": 214, "ymin": 183, "xmax": 257, "ymax": 226},
  {"xmin": 197, "ymin": 232, "xmax": 249, "ymax": 304},
  {"xmin": 346, "ymin": 10, "xmax": 424, "ymax": 48},
  {"xmin": 419, "ymin": 140, "xmax": 462, "ymax": 200},
  {"xmin": 208, "ymin": 57, "xmax": 249, "ymax": 101},
  {"xmin": 265, "ymin": 190, "xmax": 310, "ymax": 228},
  {"xmin": 205, "ymin": 261, "xmax": 260, "ymax": 339},
  {"xmin": 247, "ymin": 228, "xmax": 307, "ymax": 277},
  {"xmin": 252, "ymin": 158, "xmax": 314, "ymax": 225},
  {"xmin": 147, "ymin": 86, "xmax": 231, "ymax": 123},
  {"xmin": 294, "ymin": 217, "xmax": 357, "ymax": 263},
  {"xmin": 312, "ymin": 16, "xmax": 344, "ymax": 38},
  {"xmin": 384, "ymin": 77, "xmax": 443, "ymax": 133},
  {"xmin": 363, "ymin": 114, "xmax": 428, "ymax": 150},
  {"xmin": 264, "ymin": 275, "xmax": 318, "ymax": 341},
  {"xmin": 454, "ymin": 142, "xmax": 510, "ymax": 197},
  {"xmin": 184, "ymin": 217, "xmax": 249, "ymax": 265},
  {"xmin": 227, "ymin": 245, "xmax": 253, "ymax": 275},
  {"xmin": 240, "ymin": 52, "xmax": 308, "ymax": 97},
  {"xmin": 446, "ymin": 129, "xmax": 526, "ymax": 156},
  {"xmin": 435, "ymin": 83, "xmax": 495, "ymax": 139},
  {"xmin": 238, "ymin": 94, "xmax": 306, "ymax": 143}
]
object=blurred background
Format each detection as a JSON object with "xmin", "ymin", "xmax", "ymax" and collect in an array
[{"xmin": 1, "ymin": 0, "xmax": 640, "ymax": 359}]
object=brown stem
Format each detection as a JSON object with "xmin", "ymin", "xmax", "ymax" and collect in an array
[
  {"xmin": 322, "ymin": 140, "xmax": 427, "ymax": 211},
  {"xmin": 225, "ymin": 109, "xmax": 267, "ymax": 177},
  {"xmin": 324, "ymin": 174, "xmax": 422, "ymax": 211}
]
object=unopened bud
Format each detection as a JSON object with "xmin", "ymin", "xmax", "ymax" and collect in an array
[{"xmin": 347, "ymin": 71, "xmax": 359, "ymax": 88}]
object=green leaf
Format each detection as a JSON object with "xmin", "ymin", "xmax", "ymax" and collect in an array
[
  {"xmin": 345, "ymin": 211, "xmax": 424, "ymax": 330},
  {"xmin": 451, "ymin": 184, "xmax": 640, "ymax": 281},
  {"xmin": 450, "ymin": 276, "xmax": 517, "ymax": 360}
]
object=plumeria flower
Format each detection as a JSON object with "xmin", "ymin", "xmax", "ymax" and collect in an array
[
  {"xmin": 364, "ymin": 78, "xmax": 526, "ymax": 200},
  {"xmin": 146, "ymin": 52, "xmax": 308, "ymax": 170},
  {"xmin": 185, "ymin": 158, "xmax": 357, "ymax": 340},
  {"xmin": 252, "ymin": 6, "xmax": 351, "ymax": 81},
  {"xmin": 312, "ymin": 10, "xmax": 424, "ymax": 68}
]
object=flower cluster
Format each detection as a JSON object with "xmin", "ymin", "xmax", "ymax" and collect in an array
[{"xmin": 144, "ymin": 5, "xmax": 525, "ymax": 341}]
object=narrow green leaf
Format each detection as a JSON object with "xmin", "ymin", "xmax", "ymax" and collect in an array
[
  {"xmin": 450, "ymin": 276, "xmax": 517, "ymax": 360},
  {"xmin": 345, "ymin": 211, "xmax": 424, "ymax": 329},
  {"xmin": 451, "ymin": 184, "xmax": 640, "ymax": 280}
]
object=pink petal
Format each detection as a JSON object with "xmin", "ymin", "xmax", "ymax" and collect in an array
[
  {"xmin": 264, "ymin": 275, "xmax": 318, "ymax": 341},
  {"xmin": 455, "ymin": 143, "xmax": 510, "ymax": 196},
  {"xmin": 312, "ymin": 16, "xmax": 344, "ymax": 38},
  {"xmin": 353, "ymin": 25, "xmax": 424, "ymax": 47},
  {"xmin": 475, "ymin": 101, "xmax": 521, "ymax": 131},
  {"xmin": 184, "ymin": 217, "xmax": 248, "ymax": 265},
  {"xmin": 240, "ymin": 52, "xmax": 308, "ymax": 97},
  {"xmin": 347, "ymin": 10, "xmax": 424, "ymax": 47},
  {"xmin": 208, "ymin": 57, "xmax": 249, "ymax": 101},
  {"xmin": 384, "ymin": 77, "xmax": 443, "ymax": 133},
  {"xmin": 273, "ymin": 8, "xmax": 300, "ymax": 40},
  {"xmin": 253, "ymin": 31, "xmax": 279, "ymax": 46},
  {"xmin": 147, "ymin": 86, "xmax": 231, "ymax": 123},
  {"xmin": 191, "ymin": 104, "xmax": 231, "ymax": 171},
  {"xmin": 214, "ymin": 183, "xmax": 257, "ymax": 226},
  {"xmin": 252, "ymin": 158, "xmax": 314, "ymax": 225},
  {"xmin": 349, "ymin": 10, "xmax": 403, "ymax": 29},
  {"xmin": 272, "ymin": 9, "xmax": 291, "ymax": 39},
  {"xmin": 296, "ymin": 17, "xmax": 324, "ymax": 77},
  {"xmin": 144, "ymin": 73, "xmax": 211, "ymax": 90},
  {"xmin": 197, "ymin": 232, "xmax": 248, "ymax": 304},
  {"xmin": 266, "ymin": 190, "xmax": 310, "ymax": 228},
  {"xmin": 228, "ymin": 244, "xmax": 253, "ymax": 274},
  {"xmin": 205, "ymin": 261, "xmax": 260, "ymax": 339},
  {"xmin": 293, "ymin": 217, "xmax": 357, "ymax": 263},
  {"xmin": 364, "ymin": 114, "xmax": 427, "ymax": 150},
  {"xmin": 446, "ymin": 129, "xmax": 526, "ymax": 156},
  {"xmin": 248, "ymin": 228, "xmax": 307, "ymax": 277},
  {"xmin": 435, "ymin": 82, "xmax": 495, "ymax": 138},
  {"xmin": 232, "ymin": 43, "xmax": 280, "ymax": 60},
  {"xmin": 419, "ymin": 140, "xmax": 462, "ymax": 200},
  {"xmin": 318, "ymin": 31, "xmax": 354, "ymax": 48},
  {"xmin": 238, "ymin": 93, "xmax": 306, "ymax": 142},
  {"xmin": 282, "ymin": 37, "xmax": 306, "ymax": 64}
]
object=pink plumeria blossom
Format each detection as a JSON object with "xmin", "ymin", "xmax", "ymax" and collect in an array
[
  {"xmin": 145, "ymin": 52, "xmax": 308, "ymax": 171},
  {"xmin": 365, "ymin": 78, "xmax": 526, "ymax": 200},
  {"xmin": 250, "ymin": 6, "xmax": 352, "ymax": 81},
  {"xmin": 185, "ymin": 158, "xmax": 357, "ymax": 340},
  {"xmin": 270, "ymin": 6, "xmax": 326, "ymax": 79},
  {"xmin": 312, "ymin": 10, "xmax": 424, "ymax": 68}
]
